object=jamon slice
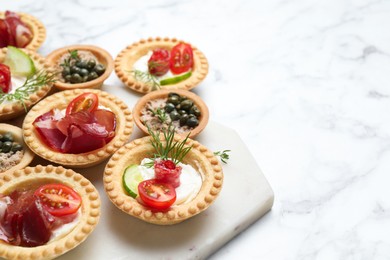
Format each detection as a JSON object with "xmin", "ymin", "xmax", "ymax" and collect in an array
[
  {"xmin": 0, "ymin": 20, "xmax": 11, "ymax": 48},
  {"xmin": 4, "ymin": 11, "xmax": 33, "ymax": 48}
]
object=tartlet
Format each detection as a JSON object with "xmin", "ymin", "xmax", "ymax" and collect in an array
[
  {"xmin": 133, "ymin": 89, "xmax": 209, "ymax": 139},
  {"xmin": 46, "ymin": 45, "xmax": 114, "ymax": 90},
  {"xmin": 103, "ymin": 135, "xmax": 223, "ymax": 225},
  {"xmin": 0, "ymin": 165, "xmax": 100, "ymax": 260},
  {"xmin": 0, "ymin": 11, "xmax": 46, "ymax": 51},
  {"xmin": 22, "ymin": 89, "xmax": 133, "ymax": 168},
  {"xmin": 115, "ymin": 37, "xmax": 209, "ymax": 94},
  {"xmin": 0, "ymin": 124, "xmax": 34, "ymax": 175},
  {"xmin": 0, "ymin": 48, "xmax": 53, "ymax": 121}
]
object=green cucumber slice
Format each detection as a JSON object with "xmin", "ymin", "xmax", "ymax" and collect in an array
[
  {"xmin": 160, "ymin": 71, "xmax": 192, "ymax": 86},
  {"xmin": 4, "ymin": 46, "xmax": 36, "ymax": 77},
  {"xmin": 122, "ymin": 164, "xmax": 143, "ymax": 198}
]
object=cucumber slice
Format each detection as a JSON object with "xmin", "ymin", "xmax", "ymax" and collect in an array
[
  {"xmin": 160, "ymin": 71, "xmax": 192, "ymax": 86},
  {"xmin": 4, "ymin": 46, "xmax": 36, "ymax": 77},
  {"xmin": 122, "ymin": 164, "xmax": 143, "ymax": 198}
]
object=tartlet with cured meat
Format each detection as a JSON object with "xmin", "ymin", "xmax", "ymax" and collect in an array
[
  {"xmin": 22, "ymin": 89, "xmax": 133, "ymax": 168},
  {"xmin": 0, "ymin": 165, "xmax": 100, "ymax": 259},
  {"xmin": 0, "ymin": 11, "xmax": 46, "ymax": 51},
  {"xmin": 0, "ymin": 47, "xmax": 54, "ymax": 121},
  {"xmin": 115, "ymin": 37, "xmax": 209, "ymax": 94},
  {"xmin": 0, "ymin": 124, "xmax": 34, "ymax": 175},
  {"xmin": 104, "ymin": 126, "xmax": 223, "ymax": 225},
  {"xmin": 46, "ymin": 45, "xmax": 114, "ymax": 90}
]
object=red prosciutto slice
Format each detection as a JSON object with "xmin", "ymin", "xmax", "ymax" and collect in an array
[
  {"xmin": 4, "ymin": 11, "xmax": 33, "ymax": 48},
  {"xmin": 34, "ymin": 109, "xmax": 116, "ymax": 154},
  {"xmin": 0, "ymin": 20, "xmax": 11, "ymax": 48}
]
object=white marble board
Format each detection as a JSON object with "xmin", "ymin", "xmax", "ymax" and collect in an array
[{"xmin": 23, "ymin": 121, "xmax": 274, "ymax": 260}]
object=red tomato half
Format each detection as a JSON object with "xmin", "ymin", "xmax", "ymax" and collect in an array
[
  {"xmin": 148, "ymin": 48, "xmax": 170, "ymax": 76},
  {"xmin": 66, "ymin": 92, "xmax": 99, "ymax": 115},
  {"xmin": 169, "ymin": 43, "xmax": 193, "ymax": 74},
  {"xmin": 34, "ymin": 184, "xmax": 82, "ymax": 216},
  {"xmin": 0, "ymin": 64, "xmax": 12, "ymax": 93},
  {"xmin": 138, "ymin": 179, "xmax": 176, "ymax": 210}
]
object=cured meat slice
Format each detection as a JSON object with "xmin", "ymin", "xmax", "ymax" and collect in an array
[
  {"xmin": 4, "ymin": 11, "xmax": 33, "ymax": 48},
  {"xmin": 0, "ymin": 20, "xmax": 11, "ymax": 48}
]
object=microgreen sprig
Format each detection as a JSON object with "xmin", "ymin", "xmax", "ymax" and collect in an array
[
  {"xmin": 131, "ymin": 69, "xmax": 160, "ymax": 91},
  {"xmin": 0, "ymin": 70, "xmax": 57, "ymax": 110},
  {"xmin": 214, "ymin": 150, "xmax": 231, "ymax": 164},
  {"xmin": 145, "ymin": 124, "xmax": 192, "ymax": 167}
]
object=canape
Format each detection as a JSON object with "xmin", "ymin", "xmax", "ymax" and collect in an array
[
  {"xmin": 22, "ymin": 89, "xmax": 133, "ymax": 168},
  {"xmin": 115, "ymin": 37, "xmax": 209, "ymax": 94},
  {"xmin": 46, "ymin": 45, "xmax": 114, "ymax": 90}
]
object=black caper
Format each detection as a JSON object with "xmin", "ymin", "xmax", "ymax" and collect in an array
[
  {"xmin": 70, "ymin": 65, "xmax": 80, "ymax": 74},
  {"xmin": 180, "ymin": 99, "xmax": 193, "ymax": 110},
  {"xmin": 187, "ymin": 117, "xmax": 199, "ymax": 127},
  {"xmin": 61, "ymin": 66, "xmax": 71, "ymax": 77},
  {"xmin": 165, "ymin": 103, "xmax": 175, "ymax": 113},
  {"xmin": 76, "ymin": 60, "xmax": 88, "ymax": 69},
  {"xmin": 190, "ymin": 105, "xmax": 201, "ymax": 117},
  {"xmin": 3, "ymin": 133, "xmax": 13, "ymax": 142},
  {"xmin": 178, "ymin": 109, "xmax": 187, "ymax": 115},
  {"xmin": 11, "ymin": 143, "xmax": 23, "ymax": 153},
  {"xmin": 87, "ymin": 59, "xmax": 96, "ymax": 69},
  {"xmin": 70, "ymin": 73, "xmax": 82, "ymax": 84},
  {"xmin": 64, "ymin": 75, "xmax": 72, "ymax": 83},
  {"xmin": 79, "ymin": 68, "xmax": 89, "ymax": 77},
  {"xmin": 87, "ymin": 71, "xmax": 99, "ymax": 81},
  {"xmin": 2, "ymin": 141, "xmax": 12, "ymax": 153},
  {"xmin": 0, "ymin": 134, "xmax": 3, "ymax": 141},
  {"xmin": 82, "ymin": 76, "xmax": 89, "ymax": 83},
  {"xmin": 168, "ymin": 92, "xmax": 180, "ymax": 98},
  {"xmin": 0, "ymin": 141, "xmax": 3, "ymax": 149},
  {"xmin": 169, "ymin": 110, "xmax": 180, "ymax": 121},
  {"xmin": 179, "ymin": 114, "xmax": 189, "ymax": 126},
  {"xmin": 168, "ymin": 95, "xmax": 180, "ymax": 105},
  {"xmin": 94, "ymin": 64, "xmax": 106, "ymax": 76}
]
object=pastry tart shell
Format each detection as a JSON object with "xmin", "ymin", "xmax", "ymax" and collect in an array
[
  {"xmin": 0, "ymin": 124, "xmax": 34, "ymax": 175},
  {"xmin": 0, "ymin": 48, "xmax": 53, "ymax": 121},
  {"xmin": 0, "ymin": 165, "xmax": 100, "ymax": 260},
  {"xmin": 103, "ymin": 135, "xmax": 223, "ymax": 225},
  {"xmin": 0, "ymin": 12, "xmax": 46, "ymax": 51},
  {"xmin": 22, "ymin": 89, "xmax": 134, "ymax": 168},
  {"xmin": 46, "ymin": 45, "xmax": 114, "ymax": 90},
  {"xmin": 115, "ymin": 37, "xmax": 209, "ymax": 94},
  {"xmin": 133, "ymin": 89, "xmax": 209, "ymax": 139}
]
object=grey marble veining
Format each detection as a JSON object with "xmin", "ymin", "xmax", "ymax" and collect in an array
[{"xmin": 1, "ymin": 0, "xmax": 390, "ymax": 259}]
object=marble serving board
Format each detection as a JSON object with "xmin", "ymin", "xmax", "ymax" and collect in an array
[{"xmin": 14, "ymin": 121, "xmax": 274, "ymax": 260}]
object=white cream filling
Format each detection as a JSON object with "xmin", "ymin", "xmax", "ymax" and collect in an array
[
  {"xmin": 49, "ymin": 208, "xmax": 81, "ymax": 241},
  {"xmin": 1, "ymin": 76, "xmax": 27, "ymax": 105},
  {"xmin": 138, "ymin": 158, "xmax": 202, "ymax": 205}
]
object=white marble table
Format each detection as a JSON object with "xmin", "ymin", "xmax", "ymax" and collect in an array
[{"xmin": 2, "ymin": 0, "xmax": 390, "ymax": 259}]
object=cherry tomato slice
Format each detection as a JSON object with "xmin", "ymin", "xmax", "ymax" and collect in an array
[
  {"xmin": 0, "ymin": 64, "xmax": 12, "ymax": 93},
  {"xmin": 66, "ymin": 92, "xmax": 99, "ymax": 115},
  {"xmin": 34, "ymin": 184, "xmax": 82, "ymax": 216},
  {"xmin": 138, "ymin": 179, "xmax": 176, "ymax": 210},
  {"xmin": 169, "ymin": 43, "xmax": 193, "ymax": 75},
  {"xmin": 148, "ymin": 48, "xmax": 170, "ymax": 76}
]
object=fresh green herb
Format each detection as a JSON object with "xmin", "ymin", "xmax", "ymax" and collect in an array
[
  {"xmin": 149, "ymin": 107, "xmax": 168, "ymax": 123},
  {"xmin": 0, "ymin": 70, "xmax": 56, "ymax": 110},
  {"xmin": 61, "ymin": 49, "xmax": 79, "ymax": 67},
  {"xmin": 214, "ymin": 150, "xmax": 231, "ymax": 164},
  {"xmin": 145, "ymin": 124, "xmax": 192, "ymax": 167},
  {"xmin": 131, "ymin": 69, "xmax": 160, "ymax": 91}
]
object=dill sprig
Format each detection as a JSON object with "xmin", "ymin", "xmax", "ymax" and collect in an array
[
  {"xmin": 131, "ymin": 69, "xmax": 160, "ymax": 91},
  {"xmin": 0, "ymin": 70, "xmax": 56, "ymax": 110},
  {"xmin": 214, "ymin": 150, "xmax": 231, "ymax": 164},
  {"xmin": 145, "ymin": 124, "xmax": 192, "ymax": 167},
  {"xmin": 149, "ymin": 107, "xmax": 168, "ymax": 123},
  {"xmin": 61, "ymin": 50, "xmax": 79, "ymax": 67}
]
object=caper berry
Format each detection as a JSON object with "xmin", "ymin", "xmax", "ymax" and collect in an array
[
  {"xmin": 2, "ymin": 141, "xmax": 12, "ymax": 153},
  {"xmin": 87, "ymin": 71, "xmax": 99, "ymax": 81},
  {"xmin": 2, "ymin": 133, "xmax": 13, "ymax": 142},
  {"xmin": 190, "ymin": 105, "xmax": 201, "ymax": 117},
  {"xmin": 179, "ymin": 114, "xmax": 189, "ymax": 126},
  {"xmin": 62, "ymin": 66, "xmax": 71, "ymax": 77},
  {"xmin": 0, "ymin": 134, "xmax": 3, "ymax": 140},
  {"xmin": 79, "ymin": 68, "xmax": 89, "ymax": 77},
  {"xmin": 70, "ymin": 73, "xmax": 82, "ymax": 83},
  {"xmin": 64, "ymin": 75, "xmax": 72, "ymax": 83},
  {"xmin": 169, "ymin": 110, "xmax": 180, "ymax": 121},
  {"xmin": 168, "ymin": 92, "xmax": 180, "ymax": 98},
  {"xmin": 94, "ymin": 64, "xmax": 106, "ymax": 76},
  {"xmin": 178, "ymin": 109, "xmax": 187, "ymax": 115},
  {"xmin": 76, "ymin": 60, "xmax": 88, "ymax": 69},
  {"xmin": 180, "ymin": 99, "xmax": 193, "ymax": 110},
  {"xmin": 0, "ymin": 141, "xmax": 3, "ymax": 149},
  {"xmin": 187, "ymin": 117, "xmax": 199, "ymax": 127},
  {"xmin": 11, "ymin": 143, "xmax": 23, "ymax": 153},
  {"xmin": 70, "ymin": 65, "xmax": 81, "ymax": 74},
  {"xmin": 168, "ymin": 95, "xmax": 180, "ymax": 105},
  {"xmin": 165, "ymin": 103, "xmax": 175, "ymax": 113},
  {"xmin": 87, "ymin": 59, "xmax": 96, "ymax": 69}
]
